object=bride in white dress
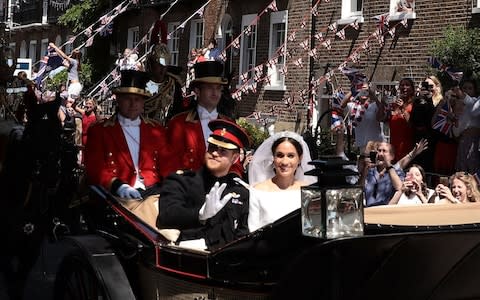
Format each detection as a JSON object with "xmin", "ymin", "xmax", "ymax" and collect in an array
[{"xmin": 247, "ymin": 132, "xmax": 316, "ymax": 232}]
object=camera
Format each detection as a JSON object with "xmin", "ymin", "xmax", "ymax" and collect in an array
[
  {"xmin": 369, "ymin": 151, "xmax": 377, "ymax": 163},
  {"xmin": 421, "ymin": 81, "xmax": 431, "ymax": 91}
]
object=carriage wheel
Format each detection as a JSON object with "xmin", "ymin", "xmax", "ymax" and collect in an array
[{"xmin": 54, "ymin": 253, "xmax": 108, "ymax": 300}]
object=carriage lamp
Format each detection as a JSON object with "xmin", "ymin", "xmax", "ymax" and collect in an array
[{"xmin": 301, "ymin": 156, "xmax": 364, "ymax": 239}]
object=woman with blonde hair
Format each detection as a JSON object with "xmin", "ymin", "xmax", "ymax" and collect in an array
[{"xmin": 435, "ymin": 172, "xmax": 480, "ymax": 203}]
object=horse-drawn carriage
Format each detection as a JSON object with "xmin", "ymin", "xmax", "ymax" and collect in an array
[{"xmin": 51, "ymin": 182, "xmax": 480, "ymax": 300}]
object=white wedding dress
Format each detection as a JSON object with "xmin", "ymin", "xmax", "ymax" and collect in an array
[{"xmin": 248, "ymin": 189, "xmax": 301, "ymax": 232}]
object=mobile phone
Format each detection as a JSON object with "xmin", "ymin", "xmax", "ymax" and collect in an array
[
  {"xmin": 439, "ymin": 176, "xmax": 449, "ymax": 186},
  {"xmin": 369, "ymin": 151, "xmax": 377, "ymax": 163},
  {"xmin": 421, "ymin": 81, "xmax": 430, "ymax": 90}
]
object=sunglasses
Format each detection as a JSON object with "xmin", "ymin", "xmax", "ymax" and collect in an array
[{"xmin": 207, "ymin": 143, "xmax": 231, "ymax": 156}]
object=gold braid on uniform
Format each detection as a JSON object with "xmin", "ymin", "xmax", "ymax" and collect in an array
[{"xmin": 144, "ymin": 73, "xmax": 180, "ymax": 125}]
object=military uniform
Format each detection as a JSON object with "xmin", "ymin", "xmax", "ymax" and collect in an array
[
  {"xmin": 166, "ymin": 109, "xmax": 232, "ymax": 171},
  {"xmin": 85, "ymin": 114, "xmax": 176, "ymax": 193},
  {"xmin": 158, "ymin": 168, "xmax": 249, "ymax": 250}
]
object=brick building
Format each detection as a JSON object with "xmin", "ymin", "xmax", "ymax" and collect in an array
[{"xmin": 3, "ymin": 0, "xmax": 480, "ymax": 133}]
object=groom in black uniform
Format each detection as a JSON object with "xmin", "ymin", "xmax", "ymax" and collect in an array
[{"xmin": 157, "ymin": 119, "xmax": 251, "ymax": 250}]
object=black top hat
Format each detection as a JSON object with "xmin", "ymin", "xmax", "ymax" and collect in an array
[
  {"xmin": 113, "ymin": 70, "xmax": 151, "ymax": 98},
  {"xmin": 191, "ymin": 61, "xmax": 228, "ymax": 87},
  {"xmin": 207, "ymin": 119, "xmax": 251, "ymax": 150}
]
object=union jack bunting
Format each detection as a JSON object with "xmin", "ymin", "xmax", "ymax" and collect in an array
[
  {"xmin": 240, "ymin": 72, "xmax": 249, "ymax": 83},
  {"xmin": 300, "ymin": 38, "xmax": 310, "ymax": 51},
  {"xmin": 279, "ymin": 65, "xmax": 288, "ymax": 75},
  {"xmin": 293, "ymin": 58, "xmax": 303, "ymax": 68},
  {"xmin": 288, "ymin": 31, "xmax": 296, "ymax": 42},
  {"xmin": 267, "ymin": 0, "xmax": 278, "ymax": 12},
  {"xmin": 315, "ymin": 32, "xmax": 324, "ymax": 42},
  {"xmin": 388, "ymin": 27, "xmax": 396, "ymax": 38},
  {"xmin": 249, "ymin": 82, "xmax": 257, "ymax": 93},
  {"xmin": 351, "ymin": 52, "xmax": 360, "ymax": 63},
  {"xmin": 322, "ymin": 39, "xmax": 331, "ymax": 50},
  {"xmin": 99, "ymin": 22, "xmax": 113, "ymax": 37},
  {"xmin": 361, "ymin": 40, "xmax": 369, "ymax": 50},
  {"xmin": 218, "ymin": 51, "xmax": 227, "ymax": 62},
  {"xmin": 308, "ymin": 48, "xmax": 318, "ymax": 59},
  {"xmin": 196, "ymin": 7, "xmax": 204, "ymax": 18},
  {"xmin": 328, "ymin": 22, "xmax": 337, "ymax": 33},
  {"xmin": 336, "ymin": 29, "xmax": 346, "ymax": 40},
  {"xmin": 232, "ymin": 37, "xmax": 240, "ymax": 49},
  {"xmin": 266, "ymin": 58, "xmax": 278, "ymax": 68},
  {"xmin": 85, "ymin": 36, "xmax": 94, "ymax": 47},
  {"xmin": 245, "ymin": 25, "xmax": 253, "ymax": 36},
  {"xmin": 401, "ymin": 17, "xmax": 408, "ymax": 28},
  {"xmin": 432, "ymin": 100, "xmax": 454, "ymax": 138},
  {"xmin": 301, "ymin": 20, "xmax": 307, "ymax": 29},
  {"xmin": 254, "ymin": 65, "xmax": 264, "ymax": 76},
  {"xmin": 114, "ymin": 3, "xmax": 123, "ymax": 12},
  {"xmin": 231, "ymin": 91, "xmax": 242, "ymax": 101},
  {"xmin": 67, "ymin": 36, "xmax": 76, "ymax": 44},
  {"xmin": 311, "ymin": 4, "xmax": 318, "ymax": 16},
  {"xmin": 85, "ymin": 26, "xmax": 93, "ymax": 37},
  {"xmin": 351, "ymin": 20, "xmax": 359, "ymax": 30}
]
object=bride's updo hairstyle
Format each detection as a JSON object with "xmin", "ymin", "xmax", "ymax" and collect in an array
[{"xmin": 271, "ymin": 137, "xmax": 303, "ymax": 158}]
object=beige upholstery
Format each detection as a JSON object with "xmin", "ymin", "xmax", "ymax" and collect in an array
[
  {"xmin": 365, "ymin": 202, "xmax": 480, "ymax": 226},
  {"xmin": 118, "ymin": 194, "xmax": 180, "ymax": 242}
]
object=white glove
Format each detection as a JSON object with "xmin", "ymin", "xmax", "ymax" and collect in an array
[
  {"xmin": 198, "ymin": 182, "xmax": 232, "ymax": 221},
  {"xmin": 116, "ymin": 184, "xmax": 142, "ymax": 200}
]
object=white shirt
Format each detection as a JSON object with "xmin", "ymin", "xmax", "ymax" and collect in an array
[
  {"xmin": 118, "ymin": 114, "xmax": 145, "ymax": 190},
  {"xmin": 197, "ymin": 105, "xmax": 218, "ymax": 147}
]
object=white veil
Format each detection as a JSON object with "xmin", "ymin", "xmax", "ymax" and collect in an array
[{"xmin": 248, "ymin": 131, "xmax": 317, "ymax": 187}]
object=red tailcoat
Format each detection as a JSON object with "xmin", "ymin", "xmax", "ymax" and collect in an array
[
  {"xmin": 85, "ymin": 114, "xmax": 176, "ymax": 191},
  {"xmin": 167, "ymin": 109, "xmax": 244, "ymax": 176}
]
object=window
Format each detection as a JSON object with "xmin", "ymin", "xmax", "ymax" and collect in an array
[
  {"xmin": 239, "ymin": 14, "xmax": 257, "ymax": 85},
  {"xmin": 340, "ymin": 0, "xmax": 364, "ymax": 23},
  {"xmin": 167, "ymin": 22, "xmax": 180, "ymax": 66},
  {"xmin": 473, "ymin": 0, "xmax": 480, "ymax": 14},
  {"xmin": 40, "ymin": 39, "xmax": 48, "ymax": 61},
  {"xmin": 266, "ymin": 10, "xmax": 287, "ymax": 90},
  {"xmin": 389, "ymin": 0, "xmax": 416, "ymax": 20},
  {"xmin": 29, "ymin": 40, "xmax": 37, "ymax": 65},
  {"xmin": 127, "ymin": 26, "xmax": 139, "ymax": 50},
  {"xmin": 20, "ymin": 40, "xmax": 27, "ymax": 58},
  {"xmin": 189, "ymin": 19, "xmax": 204, "ymax": 50},
  {"xmin": 65, "ymin": 36, "xmax": 73, "ymax": 55}
]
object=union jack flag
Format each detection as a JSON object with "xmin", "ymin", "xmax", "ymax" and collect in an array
[
  {"xmin": 432, "ymin": 100, "xmax": 454, "ymax": 138},
  {"xmin": 232, "ymin": 37, "xmax": 240, "ymax": 49},
  {"xmin": 288, "ymin": 31, "xmax": 296, "ymax": 42},
  {"xmin": 328, "ymin": 22, "xmax": 337, "ymax": 33},
  {"xmin": 336, "ymin": 29, "xmax": 346, "ymax": 40},
  {"xmin": 267, "ymin": 0, "xmax": 278, "ymax": 12},
  {"xmin": 300, "ymin": 38, "xmax": 309, "ymax": 50},
  {"xmin": 311, "ymin": 4, "xmax": 318, "ymax": 16}
]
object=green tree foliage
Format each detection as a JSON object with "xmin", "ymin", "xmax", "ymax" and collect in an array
[
  {"xmin": 58, "ymin": 0, "xmax": 111, "ymax": 33},
  {"xmin": 431, "ymin": 25, "xmax": 480, "ymax": 80},
  {"xmin": 45, "ymin": 60, "xmax": 93, "ymax": 92},
  {"xmin": 237, "ymin": 118, "xmax": 270, "ymax": 150}
]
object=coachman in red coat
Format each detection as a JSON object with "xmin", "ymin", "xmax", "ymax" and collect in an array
[
  {"xmin": 85, "ymin": 70, "xmax": 176, "ymax": 199},
  {"xmin": 167, "ymin": 61, "xmax": 244, "ymax": 176}
]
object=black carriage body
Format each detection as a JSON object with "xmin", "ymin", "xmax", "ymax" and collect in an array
[{"xmin": 54, "ymin": 185, "xmax": 480, "ymax": 300}]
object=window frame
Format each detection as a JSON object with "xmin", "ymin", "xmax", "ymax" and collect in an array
[
  {"xmin": 238, "ymin": 14, "xmax": 258, "ymax": 87},
  {"xmin": 266, "ymin": 10, "xmax": 288, "ymax": 91},
  {"xmin": 167, "ymin": 22, "xmax": 180, "ymax": 66},
  {"xmin": 29, "ymin": 40, "xmax": 37, "ymax": 66},
  {"xmin": 127, "ymin": 26, "xmax": 140, "ymax": 50},
  {"xmin": 20, "ymin": 40, "xmax": 27, "ymax": 58},
  {"xmin": 189, "ymin": 19, "xmax": 204, "ymax": 50},
  {"xmin": 473, "ymin": 0, "xmax": 480, "ymax": 14},
  {"xmin": 40, "ymin": 38, "xmax": 48, "ymax": 62},
  {"xmin": 339, "ymin": 0, "xmax": 364, "ymax": 24}
]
